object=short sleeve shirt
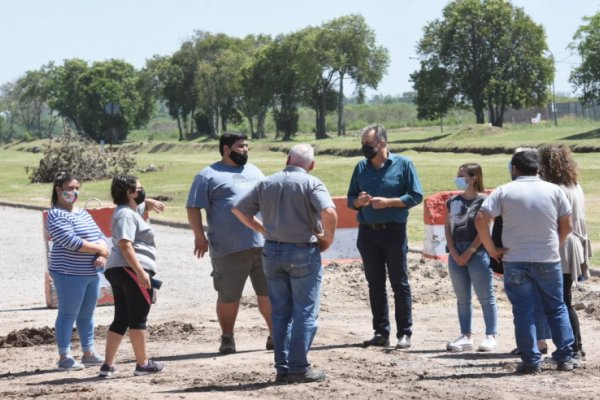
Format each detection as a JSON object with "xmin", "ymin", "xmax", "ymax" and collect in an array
[
  {"xmin": 105, "ymin": 203, "xmax": 157, "ymax": 273},
  {"xmin": 186, "ymin": 161, "xmax": 264, "ymax": 257},
  {"xmin": 480, "ymin": 176, "xmax": 571, "ymax": 262},
  {"xmin": 233, "ymin": 165, "xmax": 335, "ymax": 243}
]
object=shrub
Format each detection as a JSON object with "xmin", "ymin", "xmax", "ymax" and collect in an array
[{"xmin": 28, "ymin": 132, "xmax": 136, "ymax": 183}]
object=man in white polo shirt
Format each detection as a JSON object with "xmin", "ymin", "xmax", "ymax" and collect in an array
[{"xmin": 475, "ymin": 149, "xmax": 575, "ymax": 374}]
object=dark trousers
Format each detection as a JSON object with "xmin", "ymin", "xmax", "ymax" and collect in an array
[
  {"xmin": 357, "ymin": 222, "xmax": 412, "ymax": 338},
  {"xmin": 105, "ymin": 268, "xmax": 152, "ymax": 335},
  {"xmin": 564, "ymin": 274, "xmax": 582, "ymax": 352}
]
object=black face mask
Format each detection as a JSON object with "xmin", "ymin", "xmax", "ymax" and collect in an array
[
  {"xmin": 229, "ymin": 150, "xmax": 248, "ymax": 166},
  {"xmin": 135, "ymin": 189, "xmax": 146, "ymax": 205},
  {"xmin": 361, "ymin": 144, "xmax": 379, "ymax": 160}
]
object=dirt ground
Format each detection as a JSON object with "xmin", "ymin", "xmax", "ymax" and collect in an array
[{"xmin": 2, "ymin": 205, "xmax": 600, "ymax": 400}]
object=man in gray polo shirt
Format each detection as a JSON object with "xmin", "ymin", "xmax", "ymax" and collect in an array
[
  {"xmin": 232, "ymin": 143, "xmax": 337, "ymax": 384},
  {"xmin": 475, "ymin": 149, "xmax": 575, "ymax": 374}
]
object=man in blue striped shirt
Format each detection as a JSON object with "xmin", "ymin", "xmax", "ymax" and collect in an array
[{"xmin": 347, "ymin": 124, "xmax": 423, "ymax": 350}]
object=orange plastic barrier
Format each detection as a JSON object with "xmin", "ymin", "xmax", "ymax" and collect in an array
[
  {"xmin": 321, "ymin": 197, "xmax": 360, "ymax": 262},
  {"xmin": 42, "ymin": 207, "xmax": 117, "ymax": 308},
  {"xmin": 422, "ymin": 191, "xmax": 460, "ymax": 261}
]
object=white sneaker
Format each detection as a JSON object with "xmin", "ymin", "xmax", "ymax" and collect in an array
[
  {"xmin": 446, "ymin": 335, "xmax": 473, "ymax": 352},
  {"xmin": 478, "ymin": 335, "xmax": 497, "ymax": 352}
]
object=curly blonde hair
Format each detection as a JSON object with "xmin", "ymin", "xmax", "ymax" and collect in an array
[{"xmin": 538, "ymin": 145, "xmax": 578, "ymax": 186}]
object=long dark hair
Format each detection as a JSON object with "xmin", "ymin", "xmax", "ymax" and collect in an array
[{"xmin": 51, "ymin": 172, "xmax": 79, "ymax": 207}]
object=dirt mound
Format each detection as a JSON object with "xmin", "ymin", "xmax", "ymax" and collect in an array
[{"xmin": 0, "ymin": 327, "xmax": 55, "ymax": 348}]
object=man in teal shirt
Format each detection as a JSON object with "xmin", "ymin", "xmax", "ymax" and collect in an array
[{"xmin": 347, "ymin": 124, "xmax": 423, "ymax": 349}]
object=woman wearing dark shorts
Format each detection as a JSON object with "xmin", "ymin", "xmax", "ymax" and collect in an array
[{"xmin": 99, "ymin": 175, "xmax": 165, "ymax": 377}]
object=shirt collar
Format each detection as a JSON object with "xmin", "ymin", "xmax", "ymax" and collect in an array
[{"xmin": 284, "ymin": 165, "xmax": 308, "ymax": 174}]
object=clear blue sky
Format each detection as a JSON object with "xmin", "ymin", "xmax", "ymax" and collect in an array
[{"xmin": 1, "ymin": 0, "xmax": 599, "ymax": 96}]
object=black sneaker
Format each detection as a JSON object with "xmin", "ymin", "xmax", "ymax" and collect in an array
[
  {"xmin": 363, "ymin": 334, "xmax": 389, "ymax": 348},
  {"xmin": 134, "ymin": 359, "xmax": 165, "ymax": 376},
  {"xmin": 288, "ymin": 367, "xmax": 326, "ymax": 384},
  {"xmin": 515, "ymin": 362, "xmax": 541, "ymax": 374},
  {"xmin": 98, "ymin": 363, "xmax": 118, "ymax": 378},
  {"xmin": 274, "ymin": 372, "xmax": 288, "ymax": 384}
]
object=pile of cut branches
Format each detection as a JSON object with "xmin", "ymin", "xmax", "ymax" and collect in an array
[{"xmin": 28, "ymin": 132, "xmax": 136, "ymax": 183}]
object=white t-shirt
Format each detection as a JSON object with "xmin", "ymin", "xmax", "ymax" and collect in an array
[{"xmin": 480, "ymin": 176, "xmax": 571, "ymax": 263}]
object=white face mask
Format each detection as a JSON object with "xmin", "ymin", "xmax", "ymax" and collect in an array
[{"xmin": 454, "ymin": 177, "xmax": 468, "ymax": 190}]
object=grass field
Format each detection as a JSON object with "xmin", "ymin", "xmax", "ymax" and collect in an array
[{"xmin": 1, "ymin": 121, "xmax": 599, "ymax": 266}]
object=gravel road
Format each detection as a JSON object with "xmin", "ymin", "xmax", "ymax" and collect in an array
[{"xmin": 0, "ymin": 205, "xmax": 222, "ymax": 334}]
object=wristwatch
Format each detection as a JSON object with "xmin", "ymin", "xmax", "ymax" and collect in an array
[{"xmin": 469, "ymin": 247, "xmax": 477, "ymax": 254}]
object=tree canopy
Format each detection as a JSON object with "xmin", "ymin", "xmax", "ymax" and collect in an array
[
  {"xmin": 411, "ymin": 0, "xmax": 553, "ymax": 127},
  {"xmin": 570, "ymin": 12, "xmax": 600, "ymax": 105},
  {"xmin": 0, "ymin": 14, "xmax": 389, "ymax": 142}
]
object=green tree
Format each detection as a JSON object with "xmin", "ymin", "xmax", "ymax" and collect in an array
[
  {"xmin": 323, "ymin": 15, "xmax": 389, "ymax": 136},
  {"xmin": 48, "ymin": 59, "xmax": 155, "ymax": 143},
  {"xmin": 47, "ymin": 58, "xmax": 88, "ymax": 133},
  {"xmin": 411, "ymin": 59, "xmax": 456, "ymax": 122},
  {"xmin": 145, "ymin": 54, "xmax": 189, "ymax": 141},
  {"xmin": 294, "ymin": 16, "xmax": 388, "ymax": 139},
  {"xmin": 265, "ymin": 34, "xmax": 304, "ymax": 141},
  {"xmin": 193, "ymin": 32, "xmax": 244, "ymax": 138},
  {"xmin": 238, "ymin": 35, "xmax": 272, "ymax": 139},
  {"xmin": 13, "ymin": 64, "xmax": 59, "ymax": 138},
  {"xmin": 569, "ymin": 12, "xmax": 600, "ymax": 105},
  {"xmin": 412, "ymin": 0, "xmax": 553, "ymax": 127},
  {"xmin": 0, "ymin": 82, "xmax": 20, "ymax": 141}
]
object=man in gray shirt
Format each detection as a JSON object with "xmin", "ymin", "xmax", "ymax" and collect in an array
[
  {"xmin": 186, "ymin": 133, "xmax": 272, "ymax": 354},
  {"xmin": 475, "ymin": 149, "xmax": 575, "ymax": 374},
  {"xmin": 232, "ymin": 143, "xmax": 337, "ymax": 384}
]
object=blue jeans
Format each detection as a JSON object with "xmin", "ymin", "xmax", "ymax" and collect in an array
[
  {"xmin": 50, "ymin": 271, "xmax": 100, "ymax": 355},
  {"xmin": 262, "ymin": 241, "xmax": 322, "ymax": 374},
  {"xmin": 534, "ymin": 289, "xmax": 552, "ymax": 340},
  {"xmin": 503, "ymin": 262, "xmax": 574, "ymax": 366},
  {"xmin": 357, "ymin": 223, "xmax": 411, "ymax": 338},
  {"xmin": 448, "ymin": 243, "xmax": 497, "ymax": 336}
]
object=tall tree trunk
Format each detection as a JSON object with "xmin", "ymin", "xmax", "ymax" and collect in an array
[
  {"xmin": 257, "ymin": 110, "xmax": 266, "ymax": 138},
  {"xmin": 176, "ymin": 114, "xmax": 184, "ymax": 141},
  {"xmin": 221, "ymin": 115, "xmax": 228, "ymax": 133},
  {"xmin": 182, "ymin": 115, "xmax": 189, "ymax": 139},
  {"xmin": 473, "ymin": 99, "xmax": 485, "ymax": 124},
  {"xmin": 315, "ymin": 95, "xmax": 328, "ymax": 139},
  {"xmin": 337, "ymin": 73, "xmax": 345, "ymax": 136},
  {"xmin": 245, "ymin": 114, "xmax": 255, "ymax": 139}
]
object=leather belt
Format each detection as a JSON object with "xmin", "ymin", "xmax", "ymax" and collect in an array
[
  {"xmin": 265, "ymin": 240, "xmax": 318, "ymax": 247},
  {"xmin": 360, "ymin": 222, "xmax": 398, "ymax": 230}
]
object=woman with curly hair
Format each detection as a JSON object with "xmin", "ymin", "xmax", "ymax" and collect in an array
[
  {"xmin": 538, "ymin": 145, "xmax": 591, "ymax": 361},
  {"xmin": 99, "ymin": 175, "xmax": 166, "ymax": 377}
]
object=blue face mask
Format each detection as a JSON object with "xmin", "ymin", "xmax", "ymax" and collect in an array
[{"xmin": 454, "ymin": 177, "xmax": 468, "ymax": 190}]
